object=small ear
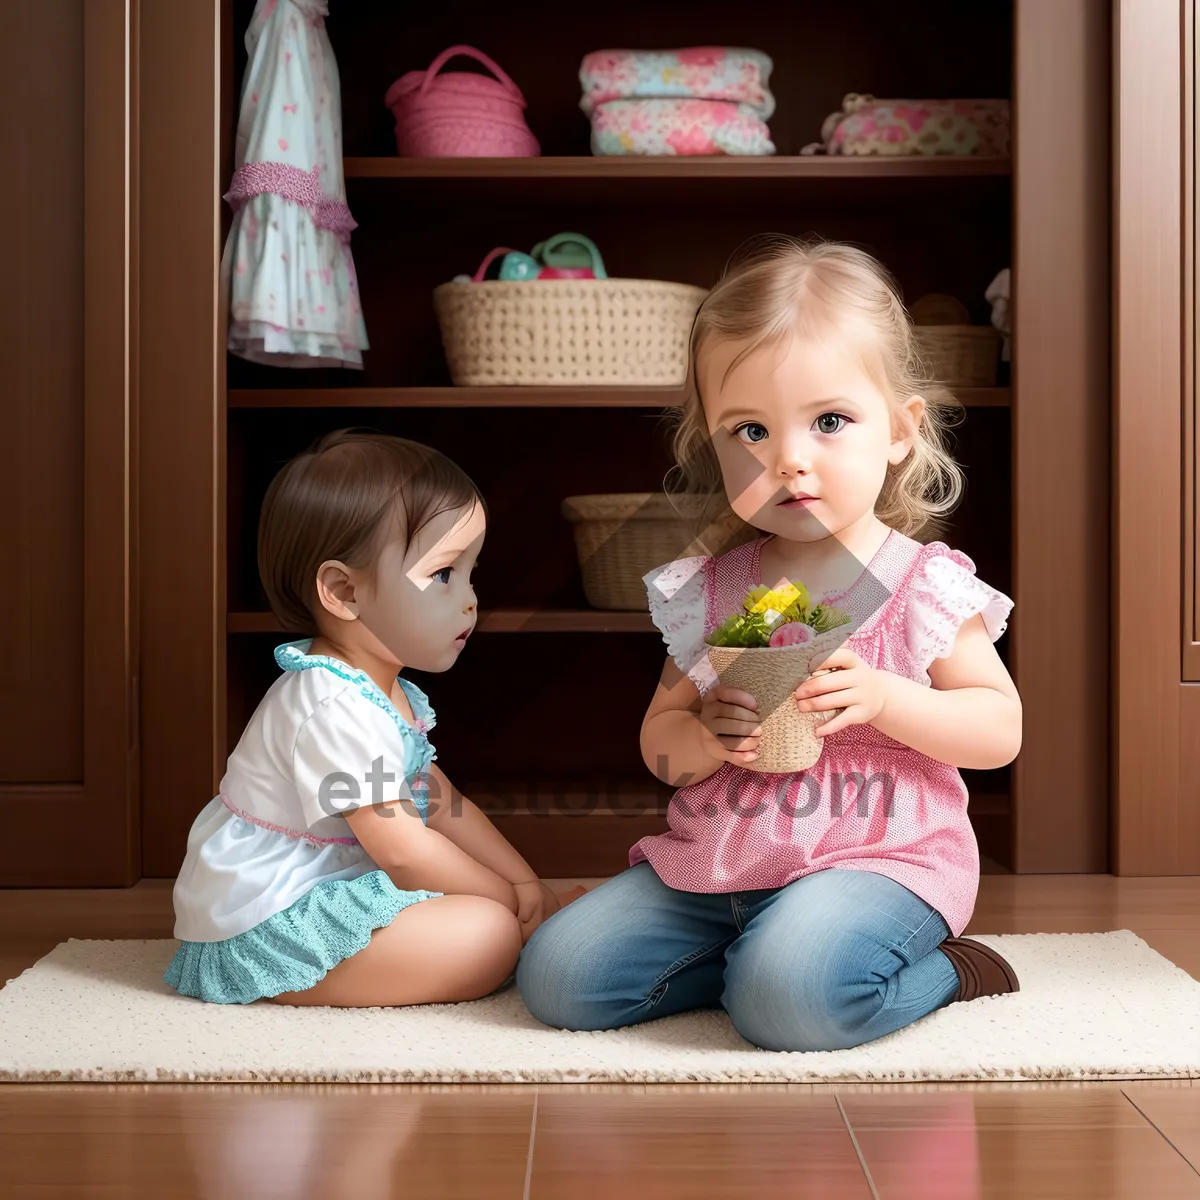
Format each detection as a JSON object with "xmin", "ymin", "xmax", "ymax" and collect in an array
[
  {"xmin": 889, "ymin": 394, "xmax": 926, "ymax": 464},
  {"xmin": 314, "ymin": 560, "xmax": 358, "ymax": 621}
]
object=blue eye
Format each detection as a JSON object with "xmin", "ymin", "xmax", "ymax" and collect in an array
[
  {"xmin": 432, "ymin": 566, "xmax": 452, "ymax": 584},
  {"xmin": 734, "ymin": 422, "xmax": 768, "ymax": 444},
  {"xmin": 815, "ymin": 413, "xmax": 849, "ymax": 434}
]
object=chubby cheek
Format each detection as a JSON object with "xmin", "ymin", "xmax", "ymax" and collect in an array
[{"xmin": 356, "ymin": 581, "xmax": 454, "ymax": 670}]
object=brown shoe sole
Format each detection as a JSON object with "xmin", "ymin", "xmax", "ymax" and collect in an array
[{"xmin": 941, "ymin": 936, "xmax": 1020, "ymax": 1002}]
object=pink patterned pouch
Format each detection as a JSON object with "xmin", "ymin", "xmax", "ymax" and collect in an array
[
  {"xmin": 591, "ymin": 98, "xmax": 774, "ymax": 157},
  {"xmin": 580, "ymin": 48, "xmax": 774, "ymax": 120},
  {"xmin": 807, "ymin": 94, "xmax": 1010, "ymax": 156}
]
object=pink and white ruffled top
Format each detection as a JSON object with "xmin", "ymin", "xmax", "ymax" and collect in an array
[
  {"xmin": 220, "ymin": 0, "xmax": 368, "ymax": 367},
  {"xmin": 632, "ymin": 527, "xmax": 1013, "ymax": 937}
]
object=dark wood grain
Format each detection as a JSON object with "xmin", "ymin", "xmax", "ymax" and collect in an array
[
  {"xmin": 344, "ymin": 155, "xmax": 1013, "ymax": 179},
  {"xmin": 1010, "ymin": 0, "xmax": 1110, "ymax": 873},
  {"xmin": 1112, "ymin": 0, "xmax": 1198, "ymax": 873},
  {"xmin": 228, "ymin": 387, "xmax": 1012, "ymax": 408},
  {"xmin": 138, "ymin": 0, "xmax": 225, "ymax": 877},
  {"xmin": 0, "ymin": 0, "xmax": 139, "ymax": 885}
]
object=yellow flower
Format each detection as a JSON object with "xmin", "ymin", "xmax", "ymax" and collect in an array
[{"xmin": 746, "ymin": 582, "xmax": 808, "ymax": 616}]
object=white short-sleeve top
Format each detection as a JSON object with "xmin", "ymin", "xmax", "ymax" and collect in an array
[{"xmin": 171, "ymin": 639, "xmax": 438, "ymax": 942}]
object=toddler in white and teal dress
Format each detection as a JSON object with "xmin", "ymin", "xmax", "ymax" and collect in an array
[{"xmin": 167, "ymin": 429, "xmax": 582, "ymax": 1007}]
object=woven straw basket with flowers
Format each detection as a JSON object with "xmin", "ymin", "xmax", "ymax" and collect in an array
[{"xmin": 705, "ymin": 580, "xmax": 854, "ymax": 773}]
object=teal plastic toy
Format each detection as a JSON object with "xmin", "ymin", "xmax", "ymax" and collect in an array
[
  {"xmin": 532, "ymin": 232, "xmax": 608, "ymax": 278},
  {"xmin": 497, "ymin": 251, "xmax": 540, "ymax": 281},
  {"xmin": 468, "ymin": 234, "xmax": 609, "ymax": 283}
]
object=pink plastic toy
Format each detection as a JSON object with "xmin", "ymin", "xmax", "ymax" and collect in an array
[{"xmin": 384, "ymin": 45, "xmax": 540, "ymax": 158}]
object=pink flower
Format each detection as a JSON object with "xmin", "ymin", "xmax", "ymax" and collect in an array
[
  {"xmin": 769, "ymin": 622, "xmax": 816, "ymax": 647},
  {"xmin": 678, "ymin": 48, "xmax": 725, "ymax": 67},
  {"xmin": 666, "ymin": 125, "xmax": 716, "ymax": 155}
]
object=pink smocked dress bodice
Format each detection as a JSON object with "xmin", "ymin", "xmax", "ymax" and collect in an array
[{"xmin": 631, "ymin": 528, "xmax": 1014, "ymax": 937}]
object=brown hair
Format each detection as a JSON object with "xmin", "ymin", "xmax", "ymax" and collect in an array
[
  {"xmin": 257, "ymin": 428, "xmax": 485, "ymax": 634},
  {"xmin": 664, "ymin": 235, "xmax": 967, "ymax": 538}
]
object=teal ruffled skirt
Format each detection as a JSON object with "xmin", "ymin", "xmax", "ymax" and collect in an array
[{"xmin": 164, "ymin": 870, "xmax": 440, "ymax": 1004}]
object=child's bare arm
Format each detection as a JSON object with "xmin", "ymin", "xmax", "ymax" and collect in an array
[
  {"xmin": 797, "ymin": 614, "xmax": 1021, "ymax": 770},
  {"xmin": 422, "ymin": 762, "xmax": 539, "ymax": 884},
  {"xmin": 640, "ymin": 657, "xmax": 761, "ymax": 787},
  {"xmin": 874, "ymin": 614, "xmax": 1021, "ymax": 768},
  {"xmin": 343, "ymin": 801, "xmax": 519, "ymax": 914}
]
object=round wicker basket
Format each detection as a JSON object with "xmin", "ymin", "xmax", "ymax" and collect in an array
[
  {"xmin": 913, "ymin": 325, "xmax": 1001, "ymax": 388},
  {"xmin": 433, "ymin": 278, "xmax": 709, "ymax": 386},
  {"xmin": 561, "ymin": 492, "xmax": 757, "ymax": 611},
  {"xmin": 707, "ymin": 630, "xmax": 848, "ymax": 773}
]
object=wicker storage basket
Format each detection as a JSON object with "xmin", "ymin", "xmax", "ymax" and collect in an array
[
  {"xmin": 561, "ymin": 493, "xmax": 756, "ymax": 611},
  {"xmin": 434, "ymin": 278, "xmax": 708, "ymax": 386},
  {"xmin": 913, "ymin": 324, "xmax": 1001, "ymax": 387},
  {"xmin": 707, "ymin": 630, "xmax": 847, "ymax": 772}
]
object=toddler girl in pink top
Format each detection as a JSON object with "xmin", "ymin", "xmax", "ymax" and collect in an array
[{"xmin": 518, "ymin": 237, "xmax": 1022, "ymax": 1051}]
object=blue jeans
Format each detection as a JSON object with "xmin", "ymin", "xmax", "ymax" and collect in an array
[{"xmin": 517, "ymin": 861, "xmax": 960, "ymax": 1052}]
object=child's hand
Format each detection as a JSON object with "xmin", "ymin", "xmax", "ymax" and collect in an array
[
  {"xmin": 794, "ymin": 647, "xmax": 894, "ymax": 737},
  {"xmin": 514, "ymin": 880, "xmax": 560, "ymax": 944},
  {"xmin": 698, "ymin": 685, "xmax": 762, "ymax": 765}
]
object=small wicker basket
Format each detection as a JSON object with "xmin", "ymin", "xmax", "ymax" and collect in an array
[
  {"xmin": 561, "ymin": 493, "xmax": 756, "ymax": 611},
  {"xmin": 707, "ymin": 630, "xmax": 848, "ymax": 772},
  {"xmin": 910, "ymin": 294, "xmax": 1001, "ymax": 388},
  {"xmin": 434, "ymin": 274, "xmax": 708, "ymax": 386},
  {"xmin": 913, "ymin": 325, "xmax": 1001, "ymax": 387}
]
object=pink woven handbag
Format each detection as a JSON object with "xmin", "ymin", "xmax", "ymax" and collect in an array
[{"xmin": 384, "ymin": 45, "xmax": 540, "ymax": 158}]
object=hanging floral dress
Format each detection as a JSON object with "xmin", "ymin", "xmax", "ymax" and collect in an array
[{"xmin": 221, "ymin": 0, "xmax": 368, "ymax": 368}]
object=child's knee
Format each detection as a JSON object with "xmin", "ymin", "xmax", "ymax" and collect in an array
[
  {"xmin": 722, "ymin": 941, "xmax": 864, "ymax": 1052},
  {"xmin": 516, "ymin": 917, "xmax": 613, "ymax": 1030}
]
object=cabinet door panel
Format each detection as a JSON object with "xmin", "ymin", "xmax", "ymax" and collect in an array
[{"xmin": 0, "ymin": 0, "xmax": 137, "ymax": 885}]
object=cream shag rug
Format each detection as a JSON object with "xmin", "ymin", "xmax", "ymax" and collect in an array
[{"xmin": 1, "ymin": 932, "xmax": 1197, "ymax": 1084}]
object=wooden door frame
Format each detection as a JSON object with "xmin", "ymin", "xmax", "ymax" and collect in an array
[
  {"xmin": 1113, "ymin": 0, "xmax": 1200, "ymax": 872},
  {"xmin": 1011, "ymin": 0, "xmax": 1111, "ymax": 873},
  {"xmin": 137, "ymin": 0, "xmax": 226, "ymax": 877},
  {"xmin": 0, "ymin": 0, "xmax": 139, "ymax": 886}
]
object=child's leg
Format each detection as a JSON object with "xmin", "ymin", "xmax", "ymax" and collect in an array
[
  {"xmin": 517, "ymin": 861, "xmax": 737, "ymax": 1032},
  {"xmin": 268, "ymin": 894, "xmax": 521, "ymax": 1008},
  {"xmin": 721, "ymin": 868, "xmax": 959, "ymax": 1052}
]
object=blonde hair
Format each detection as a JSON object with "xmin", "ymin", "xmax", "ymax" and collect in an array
[{"xmin": 664, "ymin": 236, "xmax": 966, "ymax": 539}]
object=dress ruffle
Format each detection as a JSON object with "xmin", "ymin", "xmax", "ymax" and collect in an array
[
  {"xmin": 163, "ymin": 870, "xmax": 440, "ymax": 1004},
  {"xmin": 222, "ymin": 0, "xmax": 366, "ymax": 368},
  {"xmin": 226, "ymin": 194, "xmax": 366, "ymax": 367},
  {"xmin": 904, "ymin": 547, "xmax": 1013, "ymax": 677},
  {"xmin": 643, "ymin": 555, "xmax": 718, "ymax": 694}
]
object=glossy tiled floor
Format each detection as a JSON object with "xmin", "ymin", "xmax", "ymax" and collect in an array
[{"xmin": 1, "ymin": 874, "xmax": 1198, "ymax": 1198}]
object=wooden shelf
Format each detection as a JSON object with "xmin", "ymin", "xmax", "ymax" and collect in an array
[
  {"xmin": 228, "ymin": 386, "xmax": 683, "ymax": 408},
  {"xmin": 344, "ymin": 156, "xmax": 1012, "ymax": 181},
  {"xmin": 227, "ymin": 608, "xmax": 657, "ymax": 635},
  {"xmin": 228, "ymin": 386, "xmax": 1011, "ymax": 409}
]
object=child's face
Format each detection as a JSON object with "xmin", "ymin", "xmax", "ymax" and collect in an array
[
  {"xmin": 348, "ymin": 500, "xmax": 485, "ymax": 673},
  {"xmin": 699, "ymin": 331, "xmax": 922, "ymax": 543}
]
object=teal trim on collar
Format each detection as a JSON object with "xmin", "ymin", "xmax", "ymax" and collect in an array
[{"xmin": 273, "ymin": 639, "xmax": 438, "ymax": 792}]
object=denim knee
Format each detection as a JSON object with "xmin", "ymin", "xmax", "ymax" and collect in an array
[
  {"xmin": 723, "ymin": 954, "xmax": 861, "ymax": 1053},
  {"xmin": 715, "ymin": 921, "xmax": 878, "ymax": 1056},
  {"xmin": 516, "ymin": 914, "xmax": 616, "ymax": 1031}
]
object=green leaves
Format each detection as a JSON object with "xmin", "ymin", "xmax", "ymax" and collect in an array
[{"xmin": 703, "ymin": 583, "xmax": 852, "ymax": 647}]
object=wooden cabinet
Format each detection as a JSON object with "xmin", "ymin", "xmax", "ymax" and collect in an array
[
  {"xmin": 0, "ymin": 1, "xmax": 137, "ymax": 886},
  {"xmin": 8, "ymin": 0, "xmax": 1135, "ymax": 885},
  {"xmin": 1114, "ymin": 0, "xmax": 1200, "ymax": 873},
  {"xmin": 134, "ymin": 0, "xmax": 1111, "ymax": 880}
]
